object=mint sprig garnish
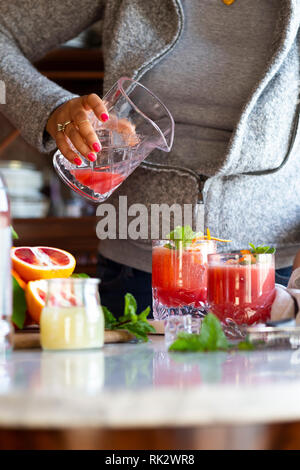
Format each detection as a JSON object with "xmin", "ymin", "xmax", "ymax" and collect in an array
[
  {"xmin": 102, "ymin": 293, "xmax": 155, "ymax": 342},
  {"xmin": 169, "ymin": 313, "xmax": 254, "ymax": 352},
  {"xmin": 166, "ymin": 225, "xmax": 203, "ymax": 250},
  {"xmin": 249, "ymin": 243, "xmax": 276, "ymax": 254}
]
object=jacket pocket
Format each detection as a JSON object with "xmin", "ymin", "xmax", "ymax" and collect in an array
[{"xmin": 242, "ymin": 103, "xmax": 300, "ymax": 177}]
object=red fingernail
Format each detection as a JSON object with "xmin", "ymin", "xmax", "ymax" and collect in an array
[
  {"xmin": 100, "ymin": 113, "xmax": 109, "ymax": 122},
  {"xmin": 92, "ymin": 142, "xmax": 101, "ymax": 152},
  {"xmin": 74, "ymin": 157, "xmax": 82, "ymax": 166},
  {"xmin": 87, "ymin": 152, "xmax": 97, "ymax": 162}
]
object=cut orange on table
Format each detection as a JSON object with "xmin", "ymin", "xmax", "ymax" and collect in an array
[
  {"xmin": 25, "ymin": 280, "xmax": 47, "ymax": 324},
  {"xmin": 11, "ymin": 269, "xmax": 27, "ymax": 290},
  {"xmin": 11, "ymin": 246, "xmax": 76, "ymax": 282}
]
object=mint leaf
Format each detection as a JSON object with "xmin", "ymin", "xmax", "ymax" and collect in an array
[
  {"xmin": 71, "ymin": 273, "xmax": 90, "ymax": 278},
  {"xmin": 118, "ymin": 320, "xmax": 155, "ymax": 342},
  {"xmin": 169, "ymin": 313, "xmax": 258, "ymax": 352},
  {"xmin": 163, "ymin": 243, "xmax": 175, "ymax": 250},
  {"xmin": 138, "ymin": 306, "xmax": 151, "ymax": 322},
  {"xmin": 168, "ymin": 225, "xmax": 195, "ymax": 241},
  {"xmin": 124, "ymin": 292, "xmax": 137, "ymax": 315},
  {"xmin": 102, "ymin": 305, "xmax": 118, "ymax": 330},
  {"xmin": 119, "ymin": 292, "xmax": 138, "ymax": 323},
  {"xmin": 166, "ymin": 225, "xmax": 202, "ymax": 250},
  {"xmin": 169, "ymin": 313, "xmax": 230, "ymax": 352},
  {"xmin": 11, "ymin": 276, "xmax": 26, "ymax": 329},
  {"xmin": 169, "ymin": 332, "xmax": 206, "ymax": 352},
  {"xmin": 102, "ymin": 293, "xmax": 153, "ymax": 342},
  {"xmin": 11, "ymin": 226, "xmax": 18, "ymax": 240},
  {"xmin": 199, "ymin": 313, "xmax": 229, "ymax": 350},
  {"xmin": 249, "ymin": 243, "xmax": 275, "ymax": 254},
  {"xmin": 237, "ymin": 339, "xmax": 254, "ymax": 350}
]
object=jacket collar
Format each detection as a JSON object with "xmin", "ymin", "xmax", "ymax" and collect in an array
[{"xmin": 103, "ymin": 0, "xmax": 298, "ymax": 92}]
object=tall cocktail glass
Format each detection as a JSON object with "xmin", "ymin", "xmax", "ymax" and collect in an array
[{"xmin": 207, "ymin": 252, "xmax": 275, "ymax": 336}]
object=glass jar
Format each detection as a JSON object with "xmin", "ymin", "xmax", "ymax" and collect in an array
[
  {"xmin": 0, "ymin": 175, "xmax": 12, "ymax": 353},
  {"xmin": 40, "ymin": 278, "xmax": 104, "ymax": 351}
]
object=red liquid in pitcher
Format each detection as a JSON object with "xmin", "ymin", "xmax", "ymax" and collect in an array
[{"xmin": 71, "ymin": 169, "xmax": 124, "ymax": 194}]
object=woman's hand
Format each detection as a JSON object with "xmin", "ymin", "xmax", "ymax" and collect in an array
[{"xmin": 46, "ymin": 94, "xmax": 109, "ymax": 165}]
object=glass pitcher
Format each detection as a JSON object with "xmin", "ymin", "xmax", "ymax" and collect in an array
[{"xmin": 53, "ymin": 77, "xmax": 175, "ymax": 202}]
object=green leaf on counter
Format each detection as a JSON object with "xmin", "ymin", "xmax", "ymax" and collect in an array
[
  {"xmin": 103, "ymin": 293, "xmax": 155, "ymax": 342},
  {"xmin": 169, "ymin": 313, "xmax": 229, "ymax": 352},
  {"xmin": 237, "ymin": 339, "xmax": 255, "ymax": 350},
  {"xmin": 169, "ymin": 332, "xmax": 206, "ymax": 352},
  {"xmin": 198, "ymin": 313, "xmax": 229, "ymax": 350},
  {"xmin": 169, "ymin": 313, "xmax": 258, "ymax": 353},
  {"xmin": 11, "ymin": 276, "xmax": 26, "ymax": 329}
]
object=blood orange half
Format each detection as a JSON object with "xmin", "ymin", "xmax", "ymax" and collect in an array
[
  {"xmin": 11, "ymin": 246, "xmax": 76, "ymax": 282},
  {"xmin": 25, "ymin": 280, "xmax": 47, "ymax": 324}
]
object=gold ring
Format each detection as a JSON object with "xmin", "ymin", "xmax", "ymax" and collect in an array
[
  {"xmin": 78, "ymin": 119, "xmax": 90, "ymax": 125},
  {"xmin": 57, "ymin": 120, "xmax": 73, "ymax": 132}
]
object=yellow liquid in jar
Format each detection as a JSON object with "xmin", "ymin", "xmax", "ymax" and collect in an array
[{"xmin": 40, "ymin": 306, "xmax": 104, "ymax": 350}]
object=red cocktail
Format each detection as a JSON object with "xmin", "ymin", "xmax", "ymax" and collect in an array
[
  {"xmin": 152, "ymin": 239, "xmax": 216, "ymax": 319},
  {"xmin": 207, "ymin": 253, "xmax": 275, "ymax": 330}
]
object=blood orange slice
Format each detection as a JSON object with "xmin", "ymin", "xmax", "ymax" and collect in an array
[
  {"xmin": 25, "ymin": 280, "xmax": 47, "ymax": 324},
  {"xmin": 11, "ymin": 246, "xmax": 76, "ymax": 282}
]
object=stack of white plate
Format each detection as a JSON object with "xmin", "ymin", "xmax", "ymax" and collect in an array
[{"xmin": 0, "ymin": 161, "xmax": 49, "ymax": 218}]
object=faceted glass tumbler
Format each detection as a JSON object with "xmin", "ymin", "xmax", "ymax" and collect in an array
[
  {"xmin": 164, "ymin": 315, "xmax": 201, "ymax": 347},
  {"xmin": 152, "ymin": 239, "xmax": 216, "ymax": 320},
  {"xmin": 207, "ymin": 252, "xmax": 276, "ymax": 337}
]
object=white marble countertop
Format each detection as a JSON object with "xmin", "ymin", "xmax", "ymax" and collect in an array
[{"xmin": 1, "ymin": 336, "xmax": 300, "ymax": 429}]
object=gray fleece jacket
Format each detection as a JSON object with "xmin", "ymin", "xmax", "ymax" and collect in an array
[{"xmin": 0, "ymin": 0, "xmax": 300, "ymax": 256}]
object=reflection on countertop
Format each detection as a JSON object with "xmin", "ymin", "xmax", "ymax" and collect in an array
[{"xmin": 1, "ymin": 336, "xmax": 300, "ymax": 428}]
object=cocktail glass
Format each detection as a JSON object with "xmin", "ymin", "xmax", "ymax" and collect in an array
[
  {"xmin": 152, "ymin": 239, "xmax": 216, "ymax": 320},
  {"xmin": 207, "ymin": 252, "xmax": 276, "ymax": 337},
  {"xmin": 53, "ymin": 77, "xmax": 174, "ymax": 202}
]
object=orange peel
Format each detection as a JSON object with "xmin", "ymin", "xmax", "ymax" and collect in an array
[{"xmin": 11, "ymin": 246, "xmax": 76, "ymax": 282}]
